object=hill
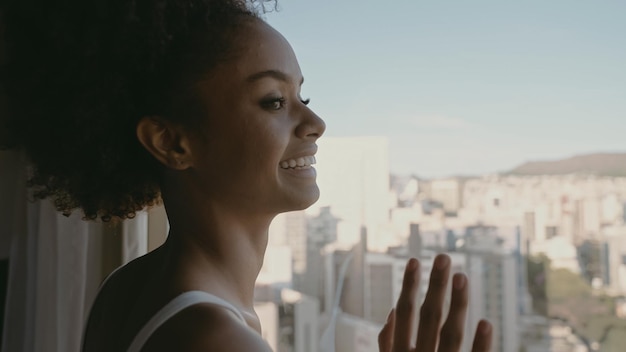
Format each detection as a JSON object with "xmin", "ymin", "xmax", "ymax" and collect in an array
[{"xmin": 507, "ymin": 153, "xmax": 626, "ymax": 177}]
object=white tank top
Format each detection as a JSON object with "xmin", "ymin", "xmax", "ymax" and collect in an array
[{"xmin": 126, "ymin": 291, "xmax": 247, "ymax": 352}]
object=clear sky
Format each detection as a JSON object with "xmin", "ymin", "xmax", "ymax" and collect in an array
[{"xmin": 265, "ymin": 0, "xmax": 626, "ymax": 178}]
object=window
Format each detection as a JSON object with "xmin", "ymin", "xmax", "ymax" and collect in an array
[{"xmin": 264, "ymin": 2, "xmax": 626, "ymax": 352}]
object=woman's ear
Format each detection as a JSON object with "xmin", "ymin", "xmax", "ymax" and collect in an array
[{"xmin": 136, "ymin": 117, "xmax": 193, "ymax": 170}]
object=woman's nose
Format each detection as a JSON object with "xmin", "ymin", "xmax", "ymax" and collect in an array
[{"xmin": 295, "ymin": 107, "xmax": 326, "ymax": 140}]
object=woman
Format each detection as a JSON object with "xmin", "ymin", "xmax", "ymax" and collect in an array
[{"xmin": 1, "ymin": 0, "xmax": 492, "ymax": 351}]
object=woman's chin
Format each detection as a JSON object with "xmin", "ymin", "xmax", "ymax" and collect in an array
[{"xmin": 279, "ymin": 187, "xmax": 320, "ymax": 212}]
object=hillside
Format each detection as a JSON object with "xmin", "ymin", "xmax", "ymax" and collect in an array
[{"xmin": 507, "ymin": 153, "xmax": 626, "ymax": 177}]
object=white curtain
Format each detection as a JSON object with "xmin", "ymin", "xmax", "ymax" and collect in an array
[
  {"xmin": 0, "ymin": 150, "xmax": 151, "ymax": 352},
  {"xmin": 122, "ymin": 212, "xmax": 149, "ymax": 265}
]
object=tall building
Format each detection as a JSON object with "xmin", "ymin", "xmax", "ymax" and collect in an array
[
  {"xmin": 302, "ymin": 207, "xmax": 340, "ymax": 306},
  {"xmin": 255, "ymin": 286, "xmax": 320, "ymax": 352},
  {"xmin": 364, "ymin": 252, "xmax": 405, "ymax": 324},
  {"xmin": 284, "ymin": 211, "xmax": 308, "ymax": 276},
  {"xmin": 462, "ymin": 229, "xmax": 520, "ymax": 352},
  {"xmin": 311, "ymin": 136, "xmax": 391, "ymax": 251},
  {"xmin": 268, "ymin": 211, "xmax": 308, "ymax": 279},
  {"xmin": 484, "ymin": 253, "xmax": 519, "ymax": 352},
  {"xmin": 257, "ymin": 245, "xmax": 293, "ymax": 288},
  {"xmin": 600, "ymin": 225, "xmax": 626, "ymax": 295}
]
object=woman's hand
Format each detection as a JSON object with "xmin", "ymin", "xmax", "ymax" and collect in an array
[{"xmin": 378, "ymin": 255, "xmax": 492, "ymax": 352}]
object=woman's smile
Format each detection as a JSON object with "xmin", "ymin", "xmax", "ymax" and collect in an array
[{"xmin": 279, "ymin": 155, "xmax": 316, "ymax": 170}]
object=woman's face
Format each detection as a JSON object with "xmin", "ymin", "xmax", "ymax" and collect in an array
[{"xmin": 186, "ymin": 19, "xmax": 326, "ymax": 215}]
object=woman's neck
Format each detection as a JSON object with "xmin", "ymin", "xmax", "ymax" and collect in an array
[{"xmin": 160, "ymin": 197, "xmax": 273, "ymax": 312}]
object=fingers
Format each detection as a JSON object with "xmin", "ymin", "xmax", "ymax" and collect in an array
[
  {"xmin": 378, "ymin": 309, "xmax": 396, "ymax": 352},
  {"xmin": 415, "ymin": 254, "xmax": 450, "ymax": 352},
  {"xmin": 436, "ymin": 273, "xmax": 469, "ymax": 352},
  {"xmin": 384, "ymin": 255, "xmax": 492, "ymax": 352},
  {"xmin": 393, "ymin": 258, "xmax": 420, "ymax": 351},
  {"xmin": 471, "ymin": 320, "xmax": 492, "ymax": 352}
]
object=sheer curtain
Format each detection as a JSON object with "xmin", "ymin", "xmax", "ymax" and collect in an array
[{"xmin": 0, "ymin": 150, "xmax": 156, "ymax": 352}]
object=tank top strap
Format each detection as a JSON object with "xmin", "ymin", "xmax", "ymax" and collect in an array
[{"xmin": 127, "ymin": 291, "xmax": 246, "ymax": 352}]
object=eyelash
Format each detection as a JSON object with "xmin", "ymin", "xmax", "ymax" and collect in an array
[{"xmin": 263, "ymin": 97, "xmax": 311, "ymax": 110}]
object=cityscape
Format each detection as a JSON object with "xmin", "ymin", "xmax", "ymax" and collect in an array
[{"xmin": 253, "ymin": 137, "xmax": 626, "ymax": 352}]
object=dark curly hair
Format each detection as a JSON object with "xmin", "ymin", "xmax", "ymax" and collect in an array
[{"xmin": 0, "ymin": 0, "xmax": 276, "ymax": 221}]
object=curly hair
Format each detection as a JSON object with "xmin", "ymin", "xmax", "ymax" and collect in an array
[{"xmin": 0, "ymin": 0, "xmax": 276, "ymax": 221}]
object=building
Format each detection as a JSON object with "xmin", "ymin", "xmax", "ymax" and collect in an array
[
  {"xmin": 462, "ymin": 229, "xmax": 520, "ymax": 352},
  {"xmin": 333, "ymin": 314, "xmax": 380, "ymax": 352},
  {"xmin": 257, "ymin": 245, "xmax": 293, "ymax": 288},
  {"xmin": 302, "ymin": 206, "xmax": 340, "ymax": 306},
  {"xmin": 311, "ymin": 136, "xmax": 392, "ymax": 251},
  {"xmin": 600, "ymin": 225, "xmax": 626, "ymax": 295},
  {"xmin": 255, "ymin": 286, "xmax": 320, "ymax": 352},
  {"xmin": 427, "ymin": 178, "xmax": 465, "ymax": 215},
  {"xmin": 268, "ymin": 211, "xmax": 308, "ymax": 288}
]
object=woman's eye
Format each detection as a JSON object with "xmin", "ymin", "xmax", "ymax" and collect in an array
[
  {"xmin": 262, "ymin": 97, "xmax": 286, "ymax": 110},
  {"xmin": 261, "ymin": 96, "xmax": 310, "ymax": 110}
]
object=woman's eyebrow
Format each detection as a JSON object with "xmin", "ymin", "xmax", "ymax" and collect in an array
[{"xmin": 246, "ymin": 70, "xmax": 304, "ymax": 85}]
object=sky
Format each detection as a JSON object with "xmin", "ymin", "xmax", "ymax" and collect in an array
[{"xmin": 264, "ymin": 0, "xmax": 626, "ymax": 178}]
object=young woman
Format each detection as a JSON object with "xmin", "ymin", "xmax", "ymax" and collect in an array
[{"xmin": 1, "ymin": 0, "xmax": 492, "ymax": 351}]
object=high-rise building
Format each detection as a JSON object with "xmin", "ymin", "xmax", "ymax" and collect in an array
[
  {"xmin": 302, "ymin": 207, "xmax": 340, "ymax": 305},
  {"xmin": 600, "ymin": 225, "xmax": 626, "ymax": 295},
  {"xmin": 269, "ymin": 211, "xmax": 308, "ymax": 279},
  {"xmin": 462, "ymin": 230, "xmax": 520, "ymax": 352},
  {"xmin": 311, "ymin": 136, "xmax": 391, "ymax": 251},
  {"xmin": 257, "ymin": 245, "xmax": 292, "ymax": 288},
  {"xmin": 255, "ymin": 286, "xmax": 320, "ymax": 352},
  {"xmin": 364, "ymin": 252, "xmax": 405, "ymax": 324}
]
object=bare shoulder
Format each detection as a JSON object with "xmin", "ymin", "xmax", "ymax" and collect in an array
[
  {"xmin": 83, "ymin": 250, "xmax": 165, "ymax": 352},
  {"xmin": 141, "ymin": 303, "xmax": 272, "ymax": 352}
]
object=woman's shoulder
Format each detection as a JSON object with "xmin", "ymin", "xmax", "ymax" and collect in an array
[
  {"xmin": 91, "ymin": 250, "xmax": 162, "ymax": 313},
  {"xmin": 85, "ymin": 250, "xmax": 272, "ymax": 352},
  {"xmin": 140, "ymin": 303, "xmax": 273, "ymax": 352},
  {"xmin": 83, "ymin": 251, "xmax": 163, "ymax": 351}
]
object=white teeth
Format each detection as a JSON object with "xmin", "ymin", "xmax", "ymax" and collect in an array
[{"xmin": 280, "ymin": 155, "xmax": 316, "ymax": 169}]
